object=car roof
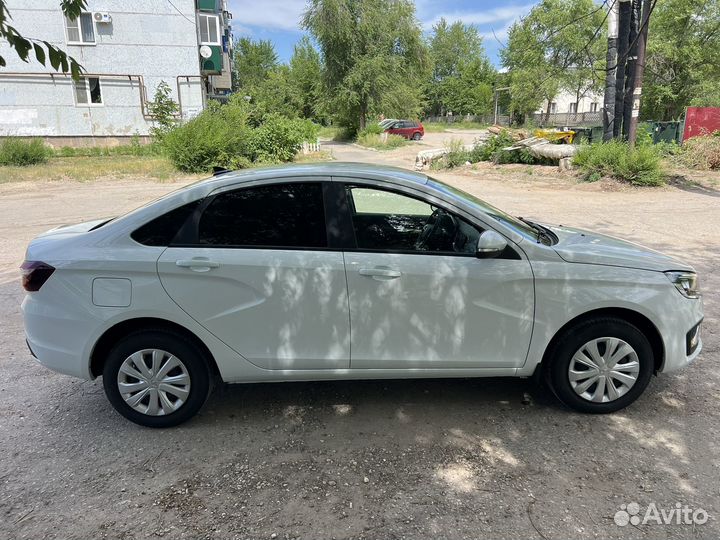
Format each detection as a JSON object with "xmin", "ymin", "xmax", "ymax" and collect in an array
[{"xmin": 193, "ymin": 162, "xmax": 429, "ymax": 192}]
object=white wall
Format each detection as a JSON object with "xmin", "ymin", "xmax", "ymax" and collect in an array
[
  {"xmin": 0, "ymin": 0, "xmax": 204, "ymax": 137},
  {"xmin": 537, "ymin": 89, "xmax": 603, "ymax": 114}
]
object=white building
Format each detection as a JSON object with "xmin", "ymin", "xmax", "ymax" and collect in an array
[
  {"xmin": 0, "ymin": 0, "xmax": 232, "ymax": 145},
  {"xmin": 537, "ymin": 89, "xmax": 603, "ymax": 115}
]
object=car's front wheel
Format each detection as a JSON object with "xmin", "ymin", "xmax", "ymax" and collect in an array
[
  {"xmin": 547, "ymin": 317, "xmax": 654, "ymax": 413},
  {"xmin": 102, "ymin": 330, "xmax": 211, "ymax": 427}
]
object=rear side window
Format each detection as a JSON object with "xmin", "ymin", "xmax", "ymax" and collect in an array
[
  {"xmin": 131, "ymin": 201, "xmax": 199, "ymax": 246},
  {"xmin": 197, "ymin": 183, "xmax": 327, "ymax": 248}
]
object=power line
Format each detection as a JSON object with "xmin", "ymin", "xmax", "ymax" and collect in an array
[{"xmin": 166, "ymin": 0, "xmax": 196, "ymax": 25}]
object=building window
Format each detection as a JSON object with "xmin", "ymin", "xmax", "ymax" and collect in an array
[
  {"xmin": 74, "ymin": 77, "xmax": 103, "ymax": 105},
  {"xmin": 549, "ymin": 102, "xmax": 557, "ymax": 114},
  {"xmin": 569, "ymin": 102, "xmax": 578, "ymax": 114},
  {"xmin": 590, "ymin": 102, "xmax": 599, "ymax": 112},
  {"xmin": 65, "ymin": 13, "xmax": 95, "ymax": 44},
  {"xmin": 198, "ymin": 14, "xmax": 221, "ymax": 45}
]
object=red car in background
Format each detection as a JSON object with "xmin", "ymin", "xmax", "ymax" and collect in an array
[{"xmin": 385, "ymin": 120, "xmax": 424, "ymax": 140}]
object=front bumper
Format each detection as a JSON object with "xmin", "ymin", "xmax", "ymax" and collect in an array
[{"xmin": 659, "ymin": 296, "xmax": 704, "ymax": 374}]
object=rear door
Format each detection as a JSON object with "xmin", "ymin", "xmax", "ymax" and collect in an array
[{"xmin": 157, "ymin": 180, "xmax": 350, "ymax": 370}]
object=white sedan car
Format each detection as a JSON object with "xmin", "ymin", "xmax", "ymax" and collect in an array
[{"xmin": 22, "ymin": 164, "xmax": 703, "ymax": 427}]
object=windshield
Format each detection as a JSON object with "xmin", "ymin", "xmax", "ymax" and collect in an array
[{"xmin": 427, "ymin": 177, "xmax": 540, "ymax": 241}]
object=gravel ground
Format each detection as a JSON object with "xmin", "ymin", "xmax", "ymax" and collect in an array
[{"xmin": 0, "ymin": 143, "xmax": 718, "ymax": 539}]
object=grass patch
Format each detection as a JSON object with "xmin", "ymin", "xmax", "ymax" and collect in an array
[
  {"xmin": 678, "ymin": 134, "xmax": 720, "ymax": 170},
  {"xmin": 0, "ymin": 138, "xmax": 50, "ymax": 166},
  {"xmin": 423, "ymin": 121, "xmax": 489, "ymax": 132},
  {"xmin": 294, "ymin": 150, "xmax": 333, "ymax": 163},
  {"xmin": 573, "ymin": 140, "xmax": 665, "ymax": 186},
  {"xmin": 356, "ymin": 132, "xmax": 409, "ymax": 151},
  {"xmin": 0, "ymin": 155, "xmax": 196, "ymax": 183}
]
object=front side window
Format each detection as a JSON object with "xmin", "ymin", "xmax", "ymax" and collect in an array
[
  {"xmin": 198, "ymin": 183, "xmax": 327, "ymax": 248},
  {"xmin": 74, "ymin": 77, "xmax": 102, "ymax": 105},
  {"xmin": 198, "ymin": 14, "xmax": 220, "ymax": 45},
  {"xmin": 346, "ymin": 186, "xmax": 480, "ymax": 254},
  {"xmin": 65, "ymin": 13, "xmax": 95, "ymax": 44}
]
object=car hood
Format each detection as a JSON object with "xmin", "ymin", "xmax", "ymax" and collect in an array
[{"xmin": 547, "ymin": 224, "xmax": 694, "ymax": 272}]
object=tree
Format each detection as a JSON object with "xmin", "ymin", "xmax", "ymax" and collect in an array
[
  {"xmin": 288, "ymin": 37, "xmax": 325, "ymax": 122},
  {"xmin": 501, "ymin": 0, "xmax": 606, "ymax": 120},
  {"xmin": 147, "ymin": 81, "xmax": 180, "ymax": 139},
  {"xmin": 642, "ymin": 0, "xmax": 720, "ymax": 119},
  {"xmin": 302, "ymin": 0, "xmax": 429, "ymax": 131},
  {"xmin": 426, "ymin": 18, "xmax": 495, "ymax": 116},
  {"xmin": 0, "ymin": 0, "xmax": 84, "ymax": 77},
  {"xmin": 232, "ymin": 37, "xmax": 279, "ymax": 92}
]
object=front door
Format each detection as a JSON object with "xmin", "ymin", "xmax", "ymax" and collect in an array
[
  {"xmin": 341, "ymin": 184, "xmax": 535, "ymax": 369},
  {"xmin": 157, "ymin": 181, "xmax": 350, "ymax": 370}
]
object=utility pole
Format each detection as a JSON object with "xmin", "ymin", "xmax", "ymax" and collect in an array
[
  {"xmin": 613, "ymin": 0, "xmax": 633, "ymax": 138},
  {"xmin": 622, "ymin": 0, "xmax": 642, "ymax": 139},
  {"xmin": 627, "ymin": 0, "xmax": 653, "ymax": 146},
  {"xmin": 602, "ymin": 0, "xmax": 619, "ymax": 141}
]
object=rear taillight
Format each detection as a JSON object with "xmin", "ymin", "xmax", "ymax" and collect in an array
[{"xmin": 20, "ymin": 261, "xmax": 55, "ymax": 292}]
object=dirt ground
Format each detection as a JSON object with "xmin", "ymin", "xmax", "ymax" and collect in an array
[{"xmin": 0, "ymin": 139, "xmax": 719, "ymax": 540}]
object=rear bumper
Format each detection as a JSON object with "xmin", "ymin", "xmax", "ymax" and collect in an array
[{"xmin": 22, "ymin": 294, "xmax": 93, "ymax": 379}]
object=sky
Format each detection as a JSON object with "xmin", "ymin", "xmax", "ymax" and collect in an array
[{"xmin": 226, "ymin": 0, "xmax": 539, "ymax": 68}]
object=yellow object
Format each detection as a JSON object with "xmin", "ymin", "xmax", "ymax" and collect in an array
[{"xmin": 534, "ymin": 129, "xmax": 576, "ymax": 144}]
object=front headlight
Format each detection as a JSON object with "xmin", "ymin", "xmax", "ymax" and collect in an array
[{"xmin": 665, "ymin": 271, "xmax": 700, "ymax": 298}]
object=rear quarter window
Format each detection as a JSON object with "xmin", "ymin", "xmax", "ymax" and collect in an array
[{"xmin": 131, "ymin": 201, "xmax": 199, "ymax": 246}]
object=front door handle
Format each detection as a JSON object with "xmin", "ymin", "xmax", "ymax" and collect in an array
[
  {"xmin": 359, "ymin": 267, "xmax": 402, "ymax": 281},
  {"xmin": 176, "ymin": 258, "xmax": 220, "ymax": 272}
]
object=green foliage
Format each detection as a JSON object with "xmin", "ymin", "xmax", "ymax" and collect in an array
[
  {"xmin": 53, "ymin": 139, "xmax": 161, "ymax": 157},
  {"xmin": 303, "ymin": 0, "xmax": 430, "ymax": 132},
  {"xmin": 573, "ymin": 141, "xmax": 665, "ymax": 186},
  {"xmin": 147, "ymin": 81, "xmax": 180, "ymax": 140},
  {"xmin": 441, "ymin": 139, "xmax": 470, "ymax": 168},
  {"xmin": 679, "ymin": 135, "xmax": 720, "ymax": 170},
  {"xmin": 502, "ymin": 0, "xmax": 606, "ymax": 118},
  {"xmin": 0, "ymin": 0, "xmax": 84, "ymax": 77},
  {"xmin": 232, "ymin": 37, "xmax": 279, "ymax": 91},
  {"xmin": 356, "ymin": 123, "xmax": 384, "ymax": 138},
  {"xmin": 250, "ymin": 115, "xmax": 320, "ymax": 163},
  {"xmin": 426, "ymin": 18, "xmax": 496, "ymax": 117},
  {"xmin": 162, "ymin": 99, "xmax": 253, "ymax": 173},
  {"xmin": 162, "ymin": 98, "xmax": 320, "ymax": 172},
  {"xmin": 356, "ymin": 132, "xmax": 408, "ymax": 150},
  {"xmin": 0, "ymin": 138, "xmax": 50, "ymax": 166},
  {"xmin": 642, "ymin": 0, "xmax": 720, "ymax": 120}
]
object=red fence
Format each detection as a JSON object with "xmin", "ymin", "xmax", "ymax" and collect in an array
[{"xmin": 683, "ymin": 107, "xmax": 720, "ymax": 141}]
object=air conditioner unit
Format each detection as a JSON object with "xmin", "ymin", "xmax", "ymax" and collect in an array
[{"xmin": 93, "ymin": 12, "xmax": 112, "ymax": 23}]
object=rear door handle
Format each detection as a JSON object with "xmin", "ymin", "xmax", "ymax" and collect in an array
[
  {"xmin": 359, "ymin": 267, "xmax": 402, "ymax": 280},
  {"xmin": 176, "ymin": 258, "xmax": 220, "ymax": 272}
]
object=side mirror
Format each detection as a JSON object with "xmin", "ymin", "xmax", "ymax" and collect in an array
[{"xmin": 476, "ymin": 230, "xmax": 508, "ymax": 258}]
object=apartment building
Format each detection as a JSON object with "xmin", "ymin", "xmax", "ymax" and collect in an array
[{"xmin": 0, "ymin": 0, "xmax": 233, "ymax": 145}]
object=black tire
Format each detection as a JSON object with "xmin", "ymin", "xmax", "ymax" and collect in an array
[
  {"xmin": 412, "ymin": 132, "xmax": 422, "ymax": 140},
  {"xmin": 102, "ymin": 329, "xmax": 211, "ymax": 427},
  {"xmin": 546, "ymin": 317, "xmax": 654, "ymax": 413}
]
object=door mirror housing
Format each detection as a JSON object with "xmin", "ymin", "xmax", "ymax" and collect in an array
[{"xmin": 476, "ymin": 230, "xmax": 508, "ymax": 258}]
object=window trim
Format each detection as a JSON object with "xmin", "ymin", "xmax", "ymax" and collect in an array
[
  {"xmin": 74, "ymin": 77, "xmax": 103, "ymax": 107},
  {"xmin": 590, "ymin": 102, "xmax": 599, "ymax": 113},
  {"xmin": 569, "ymin": 102, "xmax": 578, "ymax": 114},
  {"xmin": 65, "ymin": 12, "xmax": 96, "ymax": 45},
  {"xmin": 172, "ymin": 180, "xmax": 332, "ymax": 250},
  {"xmin": 198, "ymin": 13, "xmax": 221, "ymax": 46}
]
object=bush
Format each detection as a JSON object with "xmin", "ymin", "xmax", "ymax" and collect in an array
[
  {"xmin": 356, "ymin": 123, "xmax": 384, "ymax": 139},
  {"xmin": 250, "ymin": 115, "xmax": 319, "ymax": 163},
  {"xmin": 468, "ymin": 130, "xmax": 537, "ymax": 164},
  {"xmin": 679, "ymin": 135, "xmax": 720, "ymax": 170},
  {"xmin": 0, "ymin": 138, "xmax": 50, "ymax": 166},
  {"xmin": 573, "ymin": 141, "xmax": 665, "ymax": 186},
  {"xmin": 440, "ymin": 138, "xmax": 470, "ymax": 169},
  {"xmin": 163, "ymin": 99, "xmax": 253, "ymax": 172}
]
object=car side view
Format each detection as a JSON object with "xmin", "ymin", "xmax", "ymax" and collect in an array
[
  {"xmin": 384, "ymin": 119, "xmax": 424, "ymax": 140},
  {"xmin": 21, "ymin": 163, "xmax": 703, "ymax": 427}
]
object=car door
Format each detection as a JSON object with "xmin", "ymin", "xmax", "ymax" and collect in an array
[
  {"xmin": 157, "ymin": 180, "xmax": 350, "ymax": 370},
  {"xmin": 386, "ymin": 121, "xmax": 405, "ymax": 137},
  {"xmin": 340, "ymin": 182, "xmax": 535, "ymax": 369}
]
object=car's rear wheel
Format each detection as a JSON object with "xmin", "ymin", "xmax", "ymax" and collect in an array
[
  {"xmin": 546, "ymin": 317, "xmax": 654, "ymax": 413},
  {"xmin": 102, "ymin": 330, "xmax": 211, "ymax": 427},
  {"xmin": 412, "ymin": 132, "xmax": 422, "ymax": 140}
]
